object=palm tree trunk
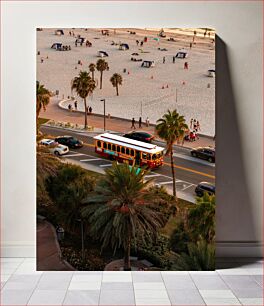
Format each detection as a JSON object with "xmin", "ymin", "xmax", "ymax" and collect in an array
[
  {"xmin": 100, "ymin": 72, "xmax": 103, "ymax": 89},
  {"xmin": 116, "ymin": 84, "xmax": 119, "ymax": 96},
  {"xmin": 170, "ymin": 150, "xmax": 177, "ymax": 200},
  {"xmin": 84, "ymin": 98, "xmax": 88, "ymax": 129},
  {"xmin": 124, "ymin": 230, "xmax": 131, "ymax": 271}
]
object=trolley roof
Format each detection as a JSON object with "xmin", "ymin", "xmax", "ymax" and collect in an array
[{"xmin": 94, "ymin": 133, "xmax": 165, "ymax": 154}]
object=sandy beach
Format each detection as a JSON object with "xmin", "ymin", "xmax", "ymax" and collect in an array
[{"xmin": 37, "ymin": 28, "xmax": 215, "ymax": 136}]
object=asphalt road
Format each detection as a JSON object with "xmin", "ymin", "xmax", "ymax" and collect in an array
[{"xmin": 40, "ymin": 125, "xmax": 215, "ymax": 202}]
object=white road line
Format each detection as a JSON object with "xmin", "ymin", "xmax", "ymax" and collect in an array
[
  {"xmin": 156, "ymin": 181, "xmax": 173, "ymax": 185},
  {"xmin": 181, "ymin": 184, "xmax": 195, "ymax": 191},
  {"xmin": 64, "ymin": 153, "xmax": 85, "ymax": 157},
  {"xmin": 99, "ymin": 164, "xmax": 112, "ymax": 167},
  {"xmin": 80, "ymin": 158, "xmax": 102, "ymax": 162},
  {"xmin": 145, "ymin": 174, "xmax": 161, "ymax": 178},
  {"xmin": 173, "ymin": 152, "xmax": 215, "ymax": 167}
]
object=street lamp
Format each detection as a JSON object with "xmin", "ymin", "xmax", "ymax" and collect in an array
[{"xmin": 100, "ymin": 99, "xmax": 106, "ymax": 131}]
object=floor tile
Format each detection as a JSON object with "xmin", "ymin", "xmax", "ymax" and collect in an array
[
  {"xmin": 135, "ymin": 298, "xmax": 171, "ymax": 305},
  {"xmin": 167, "ymin": 289, "xmax": 205, "ymax": 305},
  {"xmin": 220, "ymin": 275, "xmax": 262, "ymax": 289},
  {"xmin": 132, "ymin": 271, "xmax": 163, "ymax": 282},
  {"xmin": 27, "ymin": 289, "xmax": 66, "ymax": 305},
  {"xmin": 191, "ymin": 275, "xmax": 229, "ymax": 290},
  {"xmin": 162, "ymin": 275, "xmax": 197, "ymax": 289},
  {"xmin": 71, "ymin": 274, "xmax": 102, "ymax": 282},
  {"xmin": 102, "ymin": 271, "xmax": 132, "ymax": 282},
  {"xmin": 1, "ymin": 281, "xmax": 5, "ymax": 289},
  {"xmin": 239, "ymin": 298, "xmax": 264, "ymax": 305},
  {"xmin": 8, "ymin": 274, "xmax": 41, "ymax": 283},
  {"xmin": 1, "ymin": 288, "xmax": 33, "ymax": 305},
  {"xmin": 217, "ymin": 268, "xmax": 250, "ymax": 275},
  {"xmin": 203, "ymin": 298, "xmax": 241, "ymax": 305},
  {"xmin": 68, "ymin": 281, "xmax": 101, "ymax": 290},
  {"xmin": 199, "ymin": 289, "xmax": 237, "ymax": 298},
  {"xmin": 37, "ymin": 272, "xmax": 72, "ymax": 290},
  {"xmin": 1, "ymin": 274, "xmax": 11, "ymax": 282},
  {"xmin": 135, "ymin": 289, "xmax": 169, "ymax": 299},
  {"xmin": 63, "ymin": 290, "xmax": 100, "ymax": 305},
  {"xmin": 14, "ymin": 263, "xmax": 42, "ymax": 275},
  {"xmin": 252, "ymin": 275, "xmax": 264, "ymax": 287},
  {"xmin": 134, "ymin": 282, "xmax": 166, "ymax": 290},
  {"xmin": 231, "ymin": 288, "xmax": 263, "ymax": 298},
  {"xmin": 0, "ymin": 258, "xmax": 25, "ymax": 263},
  {"xmin": 99, "ymin": 289, "xmax": 135, "ymax": 305},
  {"xmin": 101, "ymin": 281, "xmax": 133, "ymax": 290},
  {"xmin": 3, "ymin": 280, "xmax": 38, "ymax": 291}
]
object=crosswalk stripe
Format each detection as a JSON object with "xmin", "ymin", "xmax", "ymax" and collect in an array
[
  {"xmin": 80, "ymin": 158, "xmax": 102, "ymax": 162},
  {"xmin": 64, "ymin": 153, "xmax": 85, "ymax": 157}
]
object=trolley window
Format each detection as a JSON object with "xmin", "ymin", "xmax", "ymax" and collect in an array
[
  {"xmin": 131, "ymin": 150, "xmax": 135, "ymax": 157},
  {"xmin": 121, "ymin": 147, "xmax": 125, "ymax": 154},
  {"xmin": 103, "ymin": 142, "xmax": 107, "ymax": 149},
  {"xmin": 126, "ymin": 148, "xmax": 130, "ymax": 155},
  {"xmin": 97, "ymin": 140, "xmax": 101, "ymax": 148},
  {"xmin": 108, "ymin": 143, "xmax": 111, "ymax": 150},
  {"xmin": 112, "ymin": 144, "xmax": 116, "ymax": 151},
  {"xmin": 117, "ymin": 146, "xmax": 121, "ymax": 153}
]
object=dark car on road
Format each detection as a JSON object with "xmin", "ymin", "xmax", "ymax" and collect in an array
[
  {"xmin": 123, "ymin": 131, "xmax": 155, "ymax": 143},
  {"xmin": 195, "ymin": 182, "xmax": 215, "ymax": 197},
  {"xmin": 191, "ymin": 147, "xmax": 215, "ymax": 163},
  {"xmin": 55, "ymin": 136, "xmax": 83, "ymax": 148}
]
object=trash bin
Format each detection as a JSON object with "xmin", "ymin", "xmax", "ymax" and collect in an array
[{"xmin": 56, "ymin": 227, "xmax": 65, "ymax": 241}]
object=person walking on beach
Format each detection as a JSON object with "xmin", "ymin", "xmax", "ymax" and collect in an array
[
  {"xmin": 131, "ymin": 118, "xmax": 136, "ymax": 129},
  {"xmin": 139, "ymin": 117, "xmax": 142, "ymax": 128},
  {"xmin": 146, "ymin": 117, "xmax": 150, "ymax": 127},
  {"xmin": 184, "ymin": 62, "xmax": 188, "ymax": 69},
  {"xmin": 190, "ymin": 118, "xmax": 193, "ymax": 129},
  {"xmin": 136, "ymin": 40, "xmax": 139, "ymax": 46},
  {"xmin": 74, "ymin": 100, "xmax": 78, "ymax": 111},
  {"xmin": 190, "ymin": 42, "xmax": 192, "ymax": 49},
  {"xmin": 89, "ymin": 106, "xmax": 92, "ymax": 114},
  {"xmin": 68, "ymin": 104, "xmax": 72, "ymax": 112},
  {"xmin": 173, "ymin": 56, "xmax": 175, "ymax": 64},
  {"xmin": 163, "ymin": 56, "xmax": 165, "ymax": 64}
]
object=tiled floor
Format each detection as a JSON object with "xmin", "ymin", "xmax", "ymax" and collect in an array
[{"xmin": 1, "ymin": 258, "xmax": 263, "ymax": 305}]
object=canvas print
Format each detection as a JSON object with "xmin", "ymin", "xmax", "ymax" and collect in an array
[{"xmin": 37, "ymin": 28, "xmax": 215, "ymax": 271}]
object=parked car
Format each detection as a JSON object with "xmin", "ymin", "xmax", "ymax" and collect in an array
[
  {"xmin": 195, "ymin": 182, "xmax": 215, "ymax": 197},
  {"xmin": 191, "ymin": 147, "xmax": 215, "ymax": 163},
  {"xmin": 55, "ymin": 136, "xmax": 83, "ymax": 148},
  {"xmin": 123, "ymin": 131, "xmax": 154, "ymax": 143},
  {"xmin": 39, "ymin": 139, "xmax": 69, "ymax": 156}
]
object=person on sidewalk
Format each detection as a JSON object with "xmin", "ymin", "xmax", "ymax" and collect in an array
[
  {"xmin": 146, "ymin": 117, "xmax": 150, "ymax": 127},
  {"xmin": 74, "ymin": 100, "xmax": 78, "ymax": 111},
  {"xmin": 184, "ymin": 62, "xmax": 188, "ymax": 69},
  {"xmin": 131, "ymin": 117, "xmax": 136, "ymax": 129},
  {"xmin": 139, "ymin": 117, "xmax": 142, "ymax": 128}
]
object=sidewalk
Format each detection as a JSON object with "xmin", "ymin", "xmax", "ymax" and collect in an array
[
  {"xmin": 37, "ymin": 220, "xmax": 75, "ymax": 271},
  {"xmin": 40, "ymin": 98, "xmax": 215, "ymax": 149}
]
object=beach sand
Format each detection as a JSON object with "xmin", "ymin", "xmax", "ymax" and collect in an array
[{"xmin": 37, "ymin": 28, "xmax": 215, "ymax": 136}]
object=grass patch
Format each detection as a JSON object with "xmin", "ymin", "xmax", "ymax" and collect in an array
[{"xmin": 38, "ymin": 118, "xmax": 50, "ymax": 125}]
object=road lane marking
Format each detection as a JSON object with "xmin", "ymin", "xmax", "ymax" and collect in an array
[
  {"xmin": 163, "ymin": 162, "xmax": 215, "ymax": 179},
  {"xmin": 156, "ymin": 181, "xmax": 173, "ymax": 185},
  {"xmin": 99, "ymin": 164, "xmax": 112, "ymax": 167},
  {"xmin": 145, "ymin": 174, "xmax": 161, "ymax": 178},
  {"xmin": 173, "ymin": 152, "xmax": 215, "ymax": 167},
  {"xmin": 181, "ymin": 184, "xmax": 195, "ymax": 191},
  {"xmin": 80, "ymin": 158, "xmax": 102, "ymax": 162},
  {"xmin": 64, "ymin": 153, "xmax": 85, "ymax": 157}
]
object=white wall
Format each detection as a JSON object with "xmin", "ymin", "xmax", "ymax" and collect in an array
[{"xmin": 1, "ymin": 1, "xmax": 263, "ymax": 257}]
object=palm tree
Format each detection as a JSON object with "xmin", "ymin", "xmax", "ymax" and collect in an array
[
  {"xmin": 82, "ymin": 163, "xmax": 166, "ymax": 271},
  {"xmin": 110, "ymin": 73, "xmax": 122, "ymax": 96},
  {"xmin": 187, "ymin": 193, "xmax": 215, "ymax": 242},
  {"xmin": 71, "ymin": 71, "xmax": 96, "ymax": 129},
  {"xmin": 96, "ymin": 59, "xmax": 109, "ymax": 89},
  {"xmin": 36, "ymin": 81, "xmax": 51, "ymax": 129},
  {"xmin": 89, "ymin": 63, "xmax": 96, "ymax": 80},
  {"xmin": 172, "ymin": 240, "xmax": 215, "ymax": 271},
  {"xmin": 156, "ymin": 110, "xmax": 188, "ymax": 199}
]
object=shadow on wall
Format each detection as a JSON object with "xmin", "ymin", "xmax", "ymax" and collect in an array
[{"xmin": 216, "ymin": 35, "xmax": 260, "ymax": 267}]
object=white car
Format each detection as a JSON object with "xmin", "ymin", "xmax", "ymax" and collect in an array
[{"xmin": 39, "ymin": 139, "xmax": 69, "ymax": 156}]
